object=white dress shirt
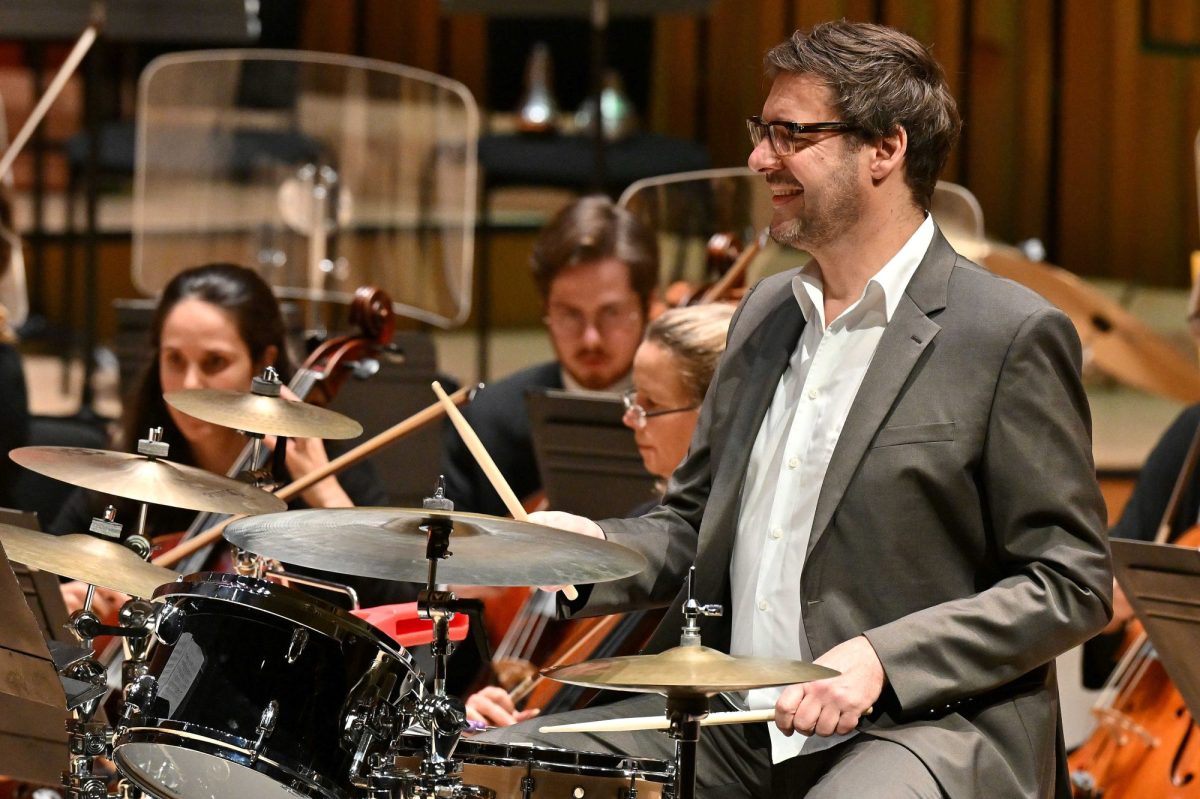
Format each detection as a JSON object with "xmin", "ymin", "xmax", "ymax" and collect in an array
[{"xmin": 729, "ymin": 215, "xmax": 935, "ymax": 763}]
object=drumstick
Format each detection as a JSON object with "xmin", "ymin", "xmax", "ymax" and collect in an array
[
  {"xmin": 431, "ymin": 381, "xmax": 579, "ymax": 601},
  {"xmin": 153, "ymin": 385, "xmax": 474, "ymax": 568},
  {"xmin": 540, "ymin": 708, "xmax": 777, "ymax": 734}
]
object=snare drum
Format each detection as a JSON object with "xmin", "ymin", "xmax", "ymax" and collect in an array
[
  {"xmin": 377, "ymin": 738, "xmax": 675, "ymax": 798},
  {"xmin": 113, "ymin": 572, "xmax": 421, "ymax": 799}
]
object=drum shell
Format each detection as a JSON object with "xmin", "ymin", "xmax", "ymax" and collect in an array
[{"xmin": 114, "ymin": 572, "xmax": 420, "ymax": 799}]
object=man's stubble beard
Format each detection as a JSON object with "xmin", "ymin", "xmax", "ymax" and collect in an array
[{"xmin": 770, "ymin": 149, "xmax": 863, "ymax": 251}]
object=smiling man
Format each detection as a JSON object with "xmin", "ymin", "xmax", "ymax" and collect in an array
[
  {"xmin": 441, "ymin": 195, "xmax": 657, "ymax": 517},
  {"xmin": 482, "ymin": 20, "xmax": 1112, "ymax": 799}
]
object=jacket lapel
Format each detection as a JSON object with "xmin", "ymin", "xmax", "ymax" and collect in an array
[
  {"xmin": 806, "ymin": 230, "xmax": 956, "ymax": 555},
  {"xmin": 693, "ymin": 290, "xmax": 805, "ymax": 602}
]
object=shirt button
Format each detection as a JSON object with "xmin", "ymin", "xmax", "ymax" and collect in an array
[
  {"xmin": 769, "ymin": 528, "xmax": 783, "ymax": 540},
  {"xmin": 787, "ymin": 456, "xmax": 799, "ymax": 469},
  {"xmin": 758, "ymin": 599, "xmax": 769, "ymax": 611},
  {"xmin": 807, "ymin": 388, "xmax": 818, "ymax": 400}
]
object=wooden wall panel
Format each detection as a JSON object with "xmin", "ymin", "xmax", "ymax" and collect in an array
[{"xmin": 286, "ymin": 0, "xmax": 1200, "ymax": 287}]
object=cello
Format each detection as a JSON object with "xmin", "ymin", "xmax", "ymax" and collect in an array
[{"xmin": 1068, "ymin": 423, "xmax": 1200, "ymax": 797}]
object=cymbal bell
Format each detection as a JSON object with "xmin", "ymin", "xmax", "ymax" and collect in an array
[
  {"xmin": 0, "ymin": 523, "xmax": 177, "ymax": 598},
  {"xmin": 541, "ymin": 644, "xmax": 838, "ymax": 697},
  {"xmin": 164, "ymin": 388, "xmax": 363, "ymax": 439},
  {"xmin": 10, "ymin": 446, "xmax": 287, "ymax": 515},
  {"xmin": 224, "ymin": 507, "xmax": 648, "ymax": 587}
]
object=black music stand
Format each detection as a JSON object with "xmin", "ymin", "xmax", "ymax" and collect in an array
[
  {"xmin": 1110, "ymin": 539, "xmax": 1200, "ymax": 720},
  {"xmin": 0, "ymin": 529, "xmax": 69, "ymax": 784},
  {"xmin": 527, "ymin": 388, "xmax": 658, "ymax": 518}
]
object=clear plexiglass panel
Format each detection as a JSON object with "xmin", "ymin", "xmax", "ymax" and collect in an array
[
  {"xmin": 618, "ymin": 167, "xmax": 797, "ymax": 290},
  {"xmin": 134, "ymin": 50, "xmax": 478, "ymax": 327}
]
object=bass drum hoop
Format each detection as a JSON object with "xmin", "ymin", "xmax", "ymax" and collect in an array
[
  {"xmin": 152, "ymin": 571, "xmax": 418, "ymax": 674},
  {"xmin": 456, "ymin": 739, "xmax": 673, "ymax": 782},
  {"xmin": 114, "ymin": 721, "xmax": 344, "ymax": 799}
]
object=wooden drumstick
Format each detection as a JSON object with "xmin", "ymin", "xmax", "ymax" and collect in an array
[
  {"xmin": 541, "ymin": 708, "xmax": 777, "ymax": 733},
  {"xmin": 153, "ymin": 385, "xmax": 474, "ymax": 568},
  {"xmin": 431, "ymin": 381, "xmax": 579, "ymax": 601}
]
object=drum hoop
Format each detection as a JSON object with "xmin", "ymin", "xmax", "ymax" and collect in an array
[
  {"xmin": 452, "ymin": 740, "xmax": 673, "ymax": 782},
  {"xmin": 153, "ymin": 572, "xmax": 417, "ymax": 670},
  {"xmin": 114, "ymin": 722, "xmax": 343, "ymax": 799}
]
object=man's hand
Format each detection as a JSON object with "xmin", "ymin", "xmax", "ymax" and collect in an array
[
  {"xmin": 464, "ymin": 686, "xmax": 539, "ymax": 728},
  {"xmin": 528, "ymin": 511, "xmax": 604, "ymax": 595},
  {"xmin": 528, "ymin": 510, "xmax": 605, "ymax": 540},
  {"xmin": 774, "ymin": 635, "xmax": 885, "ymax": 737}
]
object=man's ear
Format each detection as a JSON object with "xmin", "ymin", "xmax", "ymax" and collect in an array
[{"xmin": 868, "ymin": 125, "xmax": 908, "ymax": 182}]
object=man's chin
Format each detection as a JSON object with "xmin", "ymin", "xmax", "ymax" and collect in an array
[{"xmin": 567, "ymin": 367, "xmax": 619, "ymax": 391}]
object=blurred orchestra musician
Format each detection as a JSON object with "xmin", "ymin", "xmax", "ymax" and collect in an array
[
  {"xmin": 441, "ymin": 195, "xmax": 658, "ymax": 516},
  {"xmin": 465, "ymin": 303, "xmax": 735, "ymax": 727},
  {"xmin": 47, "ymin": 262, "xmax": 412, "ymax": 615}
]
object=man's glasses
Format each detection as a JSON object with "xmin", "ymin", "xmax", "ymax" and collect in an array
[
  {"xmin": 622, "ymin": 388, "xmax": 699, "ymax": 429},
  {"xmin": 544, "ymin": 305, "xmax": 642, "ymax": 338},
  {"xmin": 746, "ymin": 116, "xmax": 858, "ymax": 157}
]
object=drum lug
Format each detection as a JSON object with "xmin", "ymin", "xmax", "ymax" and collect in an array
[
  {"xmin": 287, "ymin": 628, "xmax": 309, "ymax": 663},
  {"xmin": 250, "ymin": 700, "xmax": 280, "ymax": 764},
  {"xmin": 121, "ymin": 675, "xmax": 159, "ymax": 722}
]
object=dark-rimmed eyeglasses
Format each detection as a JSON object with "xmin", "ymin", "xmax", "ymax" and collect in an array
[
  {"xmin": 746, "ymin": 116, "xmax": 858, "ymax": 157},
  {"xmin": 621, "ymin": 388, "xmax": 699, "ymax": 429},
  {"xmin": 544, "ymin": 304, "xmax": 642, "ymax": 338}
]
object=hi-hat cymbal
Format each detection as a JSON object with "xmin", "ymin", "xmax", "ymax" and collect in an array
[
  {"xmin": 10, "ymin": 446, "xmax": 287, "ymax": 515},
  {"xmin": 164, "ymin": 389, "xmax": 363, "ymax": 439},
  {"xmin": 0, "ymin": 523, "xmax": 177, "ymax": 597},
  {"xmin": 983, "ymin": 247, "xmax": 1200, "ymax": 403},
  {"xmin": 224, "ymin": 507, "xmax": 647, "ymax": 586},
  {"xmin": 542, "ymin": 645, "xmax": 838, "ymax": 697}
]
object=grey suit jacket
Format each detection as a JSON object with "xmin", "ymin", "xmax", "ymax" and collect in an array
[{"xmin": 575, "ymin": 229, "xmax": 1113, "ymax": 798}]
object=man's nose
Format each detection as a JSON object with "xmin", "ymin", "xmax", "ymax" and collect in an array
[{"xmin": 748, "ymin": 137, "xmax": 780, "ymax": 173}]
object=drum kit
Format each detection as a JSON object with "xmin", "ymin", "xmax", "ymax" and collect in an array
[{"xmin": 1, "ymin": 371, "xmax": 836, "ymax": 799}]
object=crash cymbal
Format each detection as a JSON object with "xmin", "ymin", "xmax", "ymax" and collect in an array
[
  {"xmin": 10, "ymin": 446, "xmax": 287, "ymax": 515},
  {"xmin": 224, "ymin": 507, "xmax": 647, "ymax": 586},
  {"xmin": 541, "ymin": 644, "xmax": 838, "ymax": 697},
  {"xmin": 980, "ymin": 246, "xmax": 1200, "ymax": 404},
  {"xmin": 0, "ymin": 523, "xmax": 177, "ymax": 598},
  {"xmin": 164, "ymin": 389, "xmax": 363, "ymax": 439}
]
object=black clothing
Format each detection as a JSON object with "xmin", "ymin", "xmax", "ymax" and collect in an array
[
  {"xmin": 0, "ymin": 343, "xmax": 31, "ymax": 509},
  {"xmin": 440, "ymin": 361, "xmax": 563, "ymax": 515}
]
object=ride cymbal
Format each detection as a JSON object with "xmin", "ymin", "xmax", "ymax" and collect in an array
[
  {"xmin": 224, "ymin": 507, "xmax": 647, "ymax": 586},
  {"xmin": 10, "ymin": 446, "xmax": 287, "ymax": 515},
  {"xmin": 164, "ymin": 389, "xmax": 363, "ymax": 439},
  {"xmin": 542, "ymin": 645, "xmax": 838, "ymax": 697},
  {"xmin": 0, "ymin": 523, "xmax": 177, "ymax": 598}
]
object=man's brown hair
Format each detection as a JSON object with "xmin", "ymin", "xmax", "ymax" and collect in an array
[
  {"xmin": 765, "ymin": 20, "xmax": 962, "ymax": 207},
  {"xmin": 530, "ymin": 195, "xmax": 658, "ymax": 309}
]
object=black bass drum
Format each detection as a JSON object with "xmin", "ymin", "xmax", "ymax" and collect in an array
[{"xmin": 113, "ymin": 572, "xmax": 421, "ymax": 799}]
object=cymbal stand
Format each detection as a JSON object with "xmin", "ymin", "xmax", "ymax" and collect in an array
[
  {"xmin": 62, "ymin": 585, "xmax": 154, "ymax": 799},
  {"xmin": 397, "ymin": 478, "xmax": 491, "ymax": 799},
  {"xmin": 665, "ymin": 567, "xmax": 723, "ymax": 799}
]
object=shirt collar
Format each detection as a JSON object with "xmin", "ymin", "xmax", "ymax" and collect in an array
[{"xmin": 792, "ymin": 214, "xmax": 935, "ymax": 328}]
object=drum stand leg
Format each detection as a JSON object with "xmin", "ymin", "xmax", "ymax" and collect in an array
[{"xmin": 666, "ymin": 694, "xmax": 707, "ymax": 799}]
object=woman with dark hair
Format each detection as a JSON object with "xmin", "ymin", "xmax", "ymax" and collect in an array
[{"xmin": 51, "ymin": 263, "xmax": 398, "ymax": 611}]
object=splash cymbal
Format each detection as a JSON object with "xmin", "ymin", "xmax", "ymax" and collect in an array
[
  {"xmin": 10, "ymin": 446, "xmax": 287, "ymax": 515},
  {"xmin": 541, "ymin": 644, "xmax": 838, "ymax": 697},
  {"xmin": 0, "ymin": 523, "xmax": 177, "ymax": 598},
  {"xmin": 224, "ymin": 507, "xmax": 647, "ymax": 586},
  {"xmin": 164, "ymin": 388, "xmax": 363, "ymax": 439}
]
